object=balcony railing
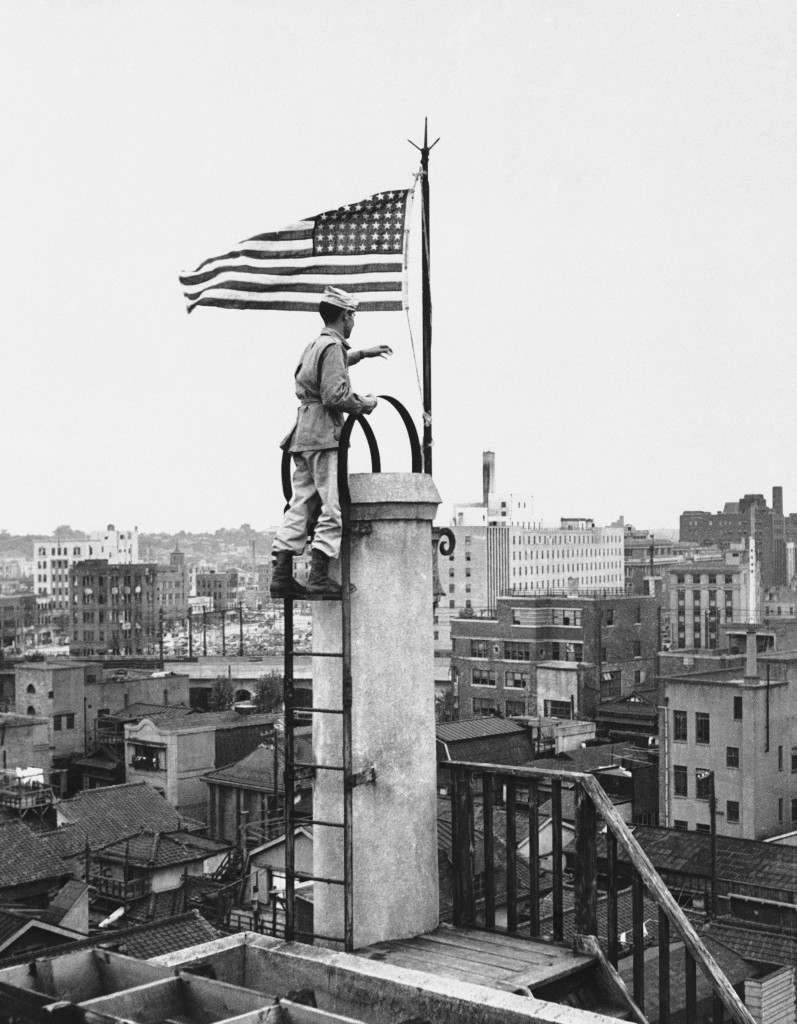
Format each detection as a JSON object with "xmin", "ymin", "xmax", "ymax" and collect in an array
[
  {"xmin": 448, "ymin": 760, "xmax": 755, "ymax": 1024},
  {"xmin": 89, "ymin": 873, "xmax": 150, "ymax": 901}
]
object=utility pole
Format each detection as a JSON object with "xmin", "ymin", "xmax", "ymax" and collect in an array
[
  {"xmin": 221, "ymin": 606, "xmax": 226, "ymax": 657},
  {"xmin": 238, "ymin": 602, "xmax": 244, "ymax": 657},
  {"xmin": 188, "ymin": 608, "xmax": 193, "ymax": 659}
]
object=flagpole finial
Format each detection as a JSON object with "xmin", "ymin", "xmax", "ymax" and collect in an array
[{"xmin": 408, "ymin": 118, "xmax": 440, "ymax": 164}]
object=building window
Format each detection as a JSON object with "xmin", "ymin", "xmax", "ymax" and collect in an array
[
  {"xmin": 472, "ymin": 669, "xmax": 496, "ymax": 687},
  {"xmin": 778, "ymin": 745, "xmax": 783, "ymax": 771},
  {"xmin": 791, "ymin": 747, "xmax": 797, "ymax": 773},
  {"xmin": 673, "ymin": 765, "xmax": 687, "ymax": 797},
  {"xmin": 505, "ymin": 671, "xmax": 528, "ymax": 688},
  {"xmin": 504, "ymin": 641, "xmax": 531, "ymax": 661},
  {"xmin": 505, "ymin": 700, "xmax": 525, "ymax": 716},
  {"xmin": 605, "ymin": 609, "xmax": 614, "ymax": 626},
  {"xmin": 470, "ymin": 639, "xmax": 489, "ymax": 658},
  {"xmin": 726, "ymin": 801, "xmax": 740, "ymax": 823},
  {"xmin": 695, "ymin": 823, "xmax": 711, "ymax": 834},
  {"xmin": 695, "ymin": 770, "xmax": 712, "ymax": 800},
  {"xmin": 726, "ymin": 746, "xmax": 739, "ymax": 769},
  {"xmin": 131, "ymin": 744, "xmax": 166, "ymax": 771},
  {"xmin": 544, "ymin": 699, "xmax": 572, "ymax": 718},
  {"xmin": 792, "ymin": 798, "xmax": 797, "ymax": 824},
  {"xmin": 472, "ymin": 698, "xmax": 495, "ymax": 716},
  {"xmin": 778, "ymin": 798, "xmax": 783, "ymax": 822},
  {"xmin": 26, "ymin": 683, "xmax": 35, "ymax": 694},
  {"xmin": 673, "ymin": 819, "xmax": 688, "ymax": 831},
  {"xmin": 673, "ymin": 710, "xmax": 687, "ymax": 741},
  {"xmin": 695, "ymin": 712, "xmax": 710, "ymax": 744},
  {"xmin": 26, "ymin": 706, "xmax": 36, "ymax": 716},
  {"xmin": 633, "ymin": 641, "xmax": 641, "ymax": 657},
  {"xmin": 733, "ymin": 696, "xmax": 742, "ymax": 720}
]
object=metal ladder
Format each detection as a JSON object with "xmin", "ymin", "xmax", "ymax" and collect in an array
[{"xmin": 279, "ymin": 397, "xmax": 422, "ymax": 952}]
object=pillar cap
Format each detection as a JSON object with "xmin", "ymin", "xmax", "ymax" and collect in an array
[{"xmin": 348, "ymin": 473, "xmax": 440, "ymax": 523}]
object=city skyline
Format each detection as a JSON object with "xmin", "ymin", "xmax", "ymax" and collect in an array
[{"xmin": 2, "ymin": 2, "xmax": 795, "ymax": 533}]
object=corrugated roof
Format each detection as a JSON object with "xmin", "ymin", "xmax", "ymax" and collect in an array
[
  {"xmin": 437, "ymin": 717, "xmax": 527, "ymax": 742},
  {"xmin": 0, "ymin": 822, "xmax": 69, "ymax": 889},
  {"xmin": 595, "ymin": 826, "xmax": 797, "ymax": 895}
]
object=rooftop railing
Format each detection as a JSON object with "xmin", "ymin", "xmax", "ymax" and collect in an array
[{"xmin": 448, "ymin": 760, "xmax": 756, "ymax": 1024}]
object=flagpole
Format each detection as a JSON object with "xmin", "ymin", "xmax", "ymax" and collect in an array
[{"xmin": 409, "ymin": 118, "xmax": 439, "ymax": 476}]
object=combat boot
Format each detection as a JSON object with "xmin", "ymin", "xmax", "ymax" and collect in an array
[
  {"xmin": 306, "ymin": 548, "xmax": 342, "ymax": 599},
  {"xmin": 269, "ymin": 551, "xmax": 307, "ymax": 600}
]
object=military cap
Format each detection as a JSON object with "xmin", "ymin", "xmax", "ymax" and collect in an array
[{"xmin": 321, "ymin": 286, "xmax": 359, "ymax": 311}]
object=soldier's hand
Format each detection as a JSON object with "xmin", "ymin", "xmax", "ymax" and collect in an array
[
  {"xmin": 367, "ymin": 345, "xmax": 393, "ymax": 359},
  {"xmin": 363, "ymin": 394, "xmax": 378, "ymax": 413}
]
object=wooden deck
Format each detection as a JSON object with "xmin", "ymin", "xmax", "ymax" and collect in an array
[{"xmin": 357, "ymin": 923, "xmax": 594, "ymax": 994}]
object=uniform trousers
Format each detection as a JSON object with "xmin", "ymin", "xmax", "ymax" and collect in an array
[{"xmin": 272, "ymin": 449, "xmax": 341, "ymax": 559}]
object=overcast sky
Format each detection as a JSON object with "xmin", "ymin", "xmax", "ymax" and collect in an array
[{"xmin": 2, "ymin": 1, "xmax": 795, "ymax": 535}]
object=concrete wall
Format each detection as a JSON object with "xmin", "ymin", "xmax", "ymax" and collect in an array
[
  {"xmin": 14, "ymin": 662, "xmax": 89, "ymax": 758},
  {"xmin": 661, "ymin": 674, "xmax": 794, "ymax": 838},
  {"xmin": 0, "ymin": 713, "xmax": 52, "ymax": 773},
  {"xmin": 314, "ymin": 474, "xmax": 440, "ymax": 947}
]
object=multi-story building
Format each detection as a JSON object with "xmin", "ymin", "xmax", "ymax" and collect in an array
[
  {"xmin": 195, "ymin": 569, "xmax": 240, "ymax": 611},
  {"xmin": 156, "ymin": 548, "xmax": 190, "ymax": 620},
  {"xmin": 667, "ymin": 561, "xmax": 750, "ymax": 650},
  {"xmin": 125, "ymin": 709, "xmax": 277, "ymax": 822},
  {"xmin": 503, "ymin": 518, "xmax": 624, "ymax": 603},
  {"xmin": 0, "ymin": 593, "xmax": 36, "ymax": 649},
  {"xmin": 451, "ymin": 592, "xmax": 660, "ymax": 720},
  {"xmin": 680, "ymin": 487, "xmax": 787, "ymax": 588},
  {"xmin": 435, "ymin": 525, "xmax": 488, "ymax": 653},
  {"xmin": 32, "ymin": 525, "xmax": 139, "ymax": 631},
  {"xmin": 659, "ymin": 637, "xmax": 796, "ymax": 839},
  {"xmin": 68, "ymin": 560, "xmax": 162, "ymax": 657},
  {"xmin": 15, "ymin": 660, "xmax": 92, "ymax": 760}
]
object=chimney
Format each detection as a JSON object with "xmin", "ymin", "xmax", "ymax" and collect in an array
[
  {"xmin": 772, "ymin": 485, "xmax": 783, "ymax": 515},
  {"xmin": 745, "ymin": 626, "xmax": 758, "ymax": 679},
  {"xmin": 482, "ymin": 450, "xmax": 495, "ymax": 505}
]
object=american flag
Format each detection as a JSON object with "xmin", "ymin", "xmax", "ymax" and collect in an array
[{"xmin": 179, "ymin": 189, "xmax": 412, "ymax": 313}]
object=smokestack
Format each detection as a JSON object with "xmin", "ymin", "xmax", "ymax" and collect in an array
[
  {"xmin": 482, "ymin": 451, "xmax": 495, "ymax": 505},
  {"xmin": 772, "ymin": 485, "xmax": 783, "ymax": 515},
  {"xmin": 745, "ymin": 626, "xmax": 758, "ymax": 679}
]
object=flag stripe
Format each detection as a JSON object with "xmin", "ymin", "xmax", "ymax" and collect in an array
[
  {"xmin": 181, "ymin": 263, "xmax": 403, "ymax": 290},
  {"xmin": 180, "ymin": 189, "xmax": 410, "ymax": 314},
  {"xmin": 189, "ymin": 297, "xmax": 404, "ymax": 313}
]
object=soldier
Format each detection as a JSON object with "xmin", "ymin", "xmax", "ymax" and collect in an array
[{"xmin": 270, "ymin": 286, "xmax": 392, "ymax": 599}]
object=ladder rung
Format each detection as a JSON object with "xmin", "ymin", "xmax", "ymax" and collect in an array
[
  {"xmin": 289, "ymin": 649, "xmax": 343, "ymax": 658},
  {"xmin": 292, "ymin": 872, "xmax": 345, "ymax": 886},
  {"xmin": 290, "ymin": 705, "xmax": 343, "ymax": 715},
  {"xmin": 294, "ymin": 762, "xmax": 344, "ymax": 772},
  {"xmin": 306, "ymin": 818, "xmax": 345, "ymax": 829}
]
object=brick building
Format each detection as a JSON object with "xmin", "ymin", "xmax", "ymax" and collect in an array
[
  {"xmin": 667, "ymin": 561, "xmax": 749, "ymax": 650},
  {"xmin": 195, "ymin": 569, "xmax": 240, "ymax": 611},
  {"xmin": 68, "ymin": 561, "xmax": 161, "ymax": 657},
  {"xmin": 680, "ymin": 487, "xmax": 788, "ymax": 588},
  {"xmin": 451, "ymin": 592, "xmax": 660, "ymax": 720},
  {"xmin": 33, "ymin": 525, "xmax": 139, "ymax": 632},
  {"xmin": 0, "ymin": 594, "xmax": 36, "ymax": 650}
]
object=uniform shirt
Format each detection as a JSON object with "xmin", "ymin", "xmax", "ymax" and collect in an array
[{"xmin": 280, "ymin": 327, "xmax": 370, "ymax": 453}]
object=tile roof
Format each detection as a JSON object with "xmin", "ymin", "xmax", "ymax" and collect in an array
[
  {"xmin": 37, "ymin": 823, "xmax": 89, "ymax": 861},
  {"xmin": 54, "ymin": 782, "xmax": 205, "ymax": 852},
  {"xmin": 0, "ymin": 822, "xmax": 69, "ymax": 889},
  {"xmin": 107, "ymin": 702, "xmax": 193, "ymax": 722},
  {"xmin": 95, "ymin": 830, "xmax": 229, "ymax": 869},
  {"xmin": 140, "ymin": 710, "xmax": 277, "ymax": 732},
  {"xmin": 112, "ymin": 909, "xmax": 223, "ymax": 958},
  {"xmin": 437, "ymin": 718, "xmax": 528, "ymax": 742},
  {"xmin": 702, "ymin": 918, "xmax": 797, "ymax": 968},
  {"xmin": 594, "ymin": 826, "xmax": 797, "ymax": 896},
  {"xmin": 203, "ymin": 731, "xmax": 312, "ymax": 791}
]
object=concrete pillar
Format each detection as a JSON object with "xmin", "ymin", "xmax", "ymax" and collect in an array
[{"xmin": 312, "ymin": 473, "xmax": 440, "ymax": 949}]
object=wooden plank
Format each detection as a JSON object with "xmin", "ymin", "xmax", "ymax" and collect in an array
[
  {"xmin": 527, "ymin": 780, "xmax": 540, "ymax": 937},
  {"xmin": 607, "ymin": 830, "xmax": 619, "ymax": 967},
  {"xmin": 578, "ymin": 773, "xmax": 757, "ymax": 1024},
  {"xmin": 434, "ymin": 926, "xmax": 584, "ymax": 964},
  {"xmin": 574, "ymin": 782, "xmax": 597, "ymax": 936},
  {"xmin": 551, "ymin": 780, "xmax": 563, "ymax": 942},
  {"xmin": 374, "ymin": 936, "xmax": 533, "ymax": 973},
  {"xmin": 574, "ymin": 933, "xmax": 647, "ymax": 1024},
  {"xmin": 506, "ymin": 781, "xmax": 518, "ymax": 933},
  {"xmin": 483, "ymin": 774, "xmax": 496, "ymax": 930}
]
